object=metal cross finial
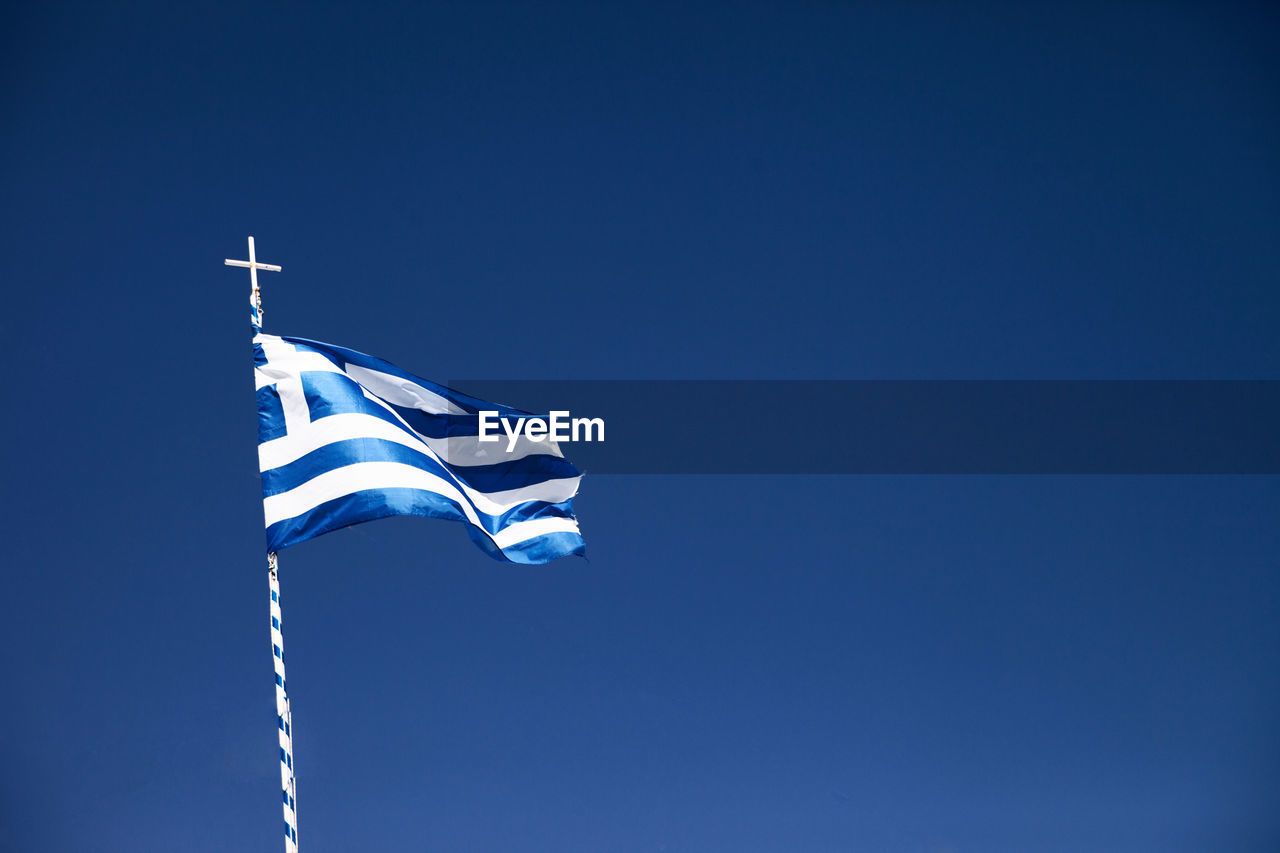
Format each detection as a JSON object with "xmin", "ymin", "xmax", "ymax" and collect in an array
[{"xmin": 225, "ymin": 236, "xmax": 282, "ymax": 316}]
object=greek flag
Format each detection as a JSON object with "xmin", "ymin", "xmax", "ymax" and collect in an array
[{"xmin": 252, "ymin": 324, "xmax": 585, "ymax": 564}]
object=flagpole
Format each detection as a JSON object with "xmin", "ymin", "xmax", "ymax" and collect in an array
[
  {"xmin": 226, "ymin": 237, "xmax": 294, "ymax": 852},
  {"xmin": 270, "ymin": 552, "xmax": 299, "ymax": 853}
]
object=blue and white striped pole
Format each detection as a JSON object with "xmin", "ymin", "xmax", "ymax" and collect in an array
[
  {"xmin": 269, "ymin": 552, "xmax": 299, "ymax": 852},
  {"xmin": 227, "ymin": 238, "xmax": 294, "ymax": 850}
]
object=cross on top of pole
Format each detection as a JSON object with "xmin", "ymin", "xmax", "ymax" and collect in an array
[{"xmin": 225, "ymin": 236, "xmax": 282, "ymax": 315}]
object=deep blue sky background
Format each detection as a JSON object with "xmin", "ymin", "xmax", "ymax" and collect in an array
[{"xmin": 2, "ymin": 2, "xmax": 1279, "ymax": 851}]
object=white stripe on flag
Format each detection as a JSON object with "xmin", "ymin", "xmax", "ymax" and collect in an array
[
  {"xmin": 257, "ymin": 411, "xmax": 562, "ymax": 472},
  {"xmin": 261, "ymin": 460, "xmax": 581, "ymax": 536},
  {"xmin": 345, "ymin": 363, "xmax": 470, "ymax": 415}
]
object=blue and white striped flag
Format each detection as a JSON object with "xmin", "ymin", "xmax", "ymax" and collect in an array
[{"xmin": 252, "ymin": 327, "xmax": 586, "ymax": 564}]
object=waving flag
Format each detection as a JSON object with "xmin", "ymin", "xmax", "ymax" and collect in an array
[{"xmin": 252, "ymin": 331, "xmax": 586, "ymax": 564}]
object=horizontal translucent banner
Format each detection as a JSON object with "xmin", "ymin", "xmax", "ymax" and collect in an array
[{"xmin": 449, "ymin": 380, "xmax": 1280, "ymax": 474}]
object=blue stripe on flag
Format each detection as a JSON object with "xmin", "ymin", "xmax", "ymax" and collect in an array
[
  {"xmin": 257, "ymin": 386, "xmax": 287, "ymax": 442},
  {"xmin": 260, "ymin": 437, "xmax": 579, "ymax": 498},
  {"xmin": 265, "ymin": 487, "xmax": 584, "ymax": 563},
  {"xmin": 283, "ymin": 336, "xmax": 530, "ymax": 417},
  {"xmin": 298, "ymin": 372, "xmax": 467, "ymax": 440}
]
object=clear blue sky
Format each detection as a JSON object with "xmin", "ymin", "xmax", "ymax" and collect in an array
[{"xmin": 2, "ymin": 2, "xmax": 1278, "ymax": 851}]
